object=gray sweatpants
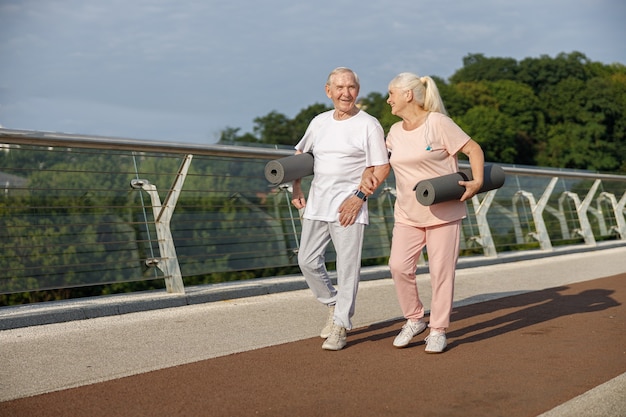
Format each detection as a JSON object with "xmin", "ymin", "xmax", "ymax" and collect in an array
[{"xmin": 297, "ymin": 219, "xmax": 365, "ymax": 330}]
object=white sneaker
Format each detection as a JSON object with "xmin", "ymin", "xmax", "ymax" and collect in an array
[
  {"xmin": 322, "ymin": 324, "xmax": 347, "ymax": 351},
  {"xmin": 425, "ymin": 332, "xmax": 447, "ymax": 353},
  {"xmin": 393, "ymin": 319, "xmax": 427, "ymax": 348},
  {"xmin": 320, "ymin": 305, "xmax": 335, "ymax": 338}
]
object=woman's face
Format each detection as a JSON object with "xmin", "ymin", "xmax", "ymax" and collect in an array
[{"xmin": 387, "ymin": 86, "xmax": 408, "ymax": 116}]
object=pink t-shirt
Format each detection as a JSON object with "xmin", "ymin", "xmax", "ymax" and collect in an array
[{"xmin": 386, "ymin": 112, "xmax": 470, "ymax": 227}]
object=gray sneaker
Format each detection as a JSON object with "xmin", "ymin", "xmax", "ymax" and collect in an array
[
  {"xmin": 320, "ymin": 305, "xmax": 335, "ymax": 338},
  {"xmin": 322, "ymin": 324, "xmax": 347, "ymax": 351},
  {"xmin": 425, "ymin": 332, "xmax": 447, "ymax": 353},
  {"xmin": 393, "ymin": 319, "xmax": 427, "ymax": 348}
]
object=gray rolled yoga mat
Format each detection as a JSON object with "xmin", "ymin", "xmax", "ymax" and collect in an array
[
  {"xmin": 264, "ymin": 152, "xmax": 314, "ymax": 185},
  {"xmin": 414, "ymin": 164, "xmax": 506, "ymax": 206}
]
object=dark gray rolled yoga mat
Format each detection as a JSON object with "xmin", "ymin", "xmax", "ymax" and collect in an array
[
  {"xmin": 264, "ymin": 152, "xmax": 314, "ymax": 185},
  {"xmin": 414, "ymin": 164, "xmax": 506, "ymax": 206}
]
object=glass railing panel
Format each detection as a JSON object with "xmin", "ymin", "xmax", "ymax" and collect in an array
[
  {"xmin": 0, "ymin": 144, "xmax": 169, "ymax": 294},
  {"xmin": 1, "ymin": 129, "xmax": 625, "ymax": 298}
]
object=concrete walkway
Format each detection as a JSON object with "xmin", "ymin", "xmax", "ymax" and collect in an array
[{"xmin": 1, "ymin": 245, "xmax": 625, "ymax": 416}]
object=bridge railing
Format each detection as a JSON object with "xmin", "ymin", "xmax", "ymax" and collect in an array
[{"xmin": 1, "ymin": 128, "xmax": 625, "ymax": 298}]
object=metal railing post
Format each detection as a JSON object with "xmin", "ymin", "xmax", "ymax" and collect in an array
[
  {"xmin": 559, "ymin": 179, "xmax": 600, "ymax": 246},
  {"xmin": 597, "ymin": 191, "xmax": 626, "ymax": 240},
  {"xmin": 469, "ymin": 189, "xmax": 498, "ymax": 257},
  {"xmin": 130, "ymin": 154, "xmax": 193, "ymax": 294},
  {"xmin": 513, "ymin": 176, "xmax": 557, "ymax": 251}
]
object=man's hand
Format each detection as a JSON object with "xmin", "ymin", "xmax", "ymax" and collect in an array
[
  {"xmin": 338, "ymin": 196, "xmax": 364, "ymax": 227},
  {"xmin": 291, "ymin": 179, "xmax": 306, "ymax": 209},
  {"xmin": 291, "ymin": 193, "xmax": 306, "ymax": 209}
]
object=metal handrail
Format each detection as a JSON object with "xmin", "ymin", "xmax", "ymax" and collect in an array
[
  {"xmin": 3, "ymin": 128, "xmax": 626, "ymax": 179},
  {"xmin": 0, "ymin": 128, "xmax": 291, "ymax": 159}
]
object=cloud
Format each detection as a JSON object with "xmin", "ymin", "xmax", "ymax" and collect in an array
[{"xmin": 0, "ymin": 0, "xmax": 624, "ymax": 143}]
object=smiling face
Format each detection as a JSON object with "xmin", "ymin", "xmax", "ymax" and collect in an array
[
  {"xmin": 325, "ymin": 70, "xmax": 360, "ymax": 115},
  {"xmin": 387, "ymin": 86, "xmax": 409, "ymax": 117}
]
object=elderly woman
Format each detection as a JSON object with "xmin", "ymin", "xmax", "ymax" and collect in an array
[{"xmin": 379, "ymin": 72, "xmax": 484, "ymax": 353}]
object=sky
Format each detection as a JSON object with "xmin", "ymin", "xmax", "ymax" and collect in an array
[{"xmin": 0, "ymin": 0, "xmax": 625, "ymax": 145}]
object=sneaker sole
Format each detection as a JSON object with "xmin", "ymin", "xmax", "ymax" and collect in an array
[
  {"xmin": 393, "ymin": 339, "xmax": 412, "ymax": 348},
  {"xmin": 322, "ymin": 342, "xmax": 346, "ymax": 351},
  {"xmin": 425, "ymin": 342, "xmax": 447, "ymax": 353}
]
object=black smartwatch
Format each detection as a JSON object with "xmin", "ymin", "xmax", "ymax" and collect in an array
[{"xmin": 354, "ymin": 190, "xmax": 367, "ymax": 201}]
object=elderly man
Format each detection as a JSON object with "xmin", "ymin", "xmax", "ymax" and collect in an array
[{"xmin": 291, "ymin": 67, "xmax": 390, "ymax": 351}]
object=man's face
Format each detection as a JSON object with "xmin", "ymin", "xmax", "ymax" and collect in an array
[{"xmin": 325, "ymin": 72, "xmax": 360, "ymax": 113}]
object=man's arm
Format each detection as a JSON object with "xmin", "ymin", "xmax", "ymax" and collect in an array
[{"xmin": 290, "ymin": 150, "xmax": 307, "ymax": 209}]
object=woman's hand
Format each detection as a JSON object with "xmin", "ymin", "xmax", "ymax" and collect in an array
[
  {"xmin": 359, "ymin": 168, "xmax": 380, "ymax": 194},
  {"xmin": 458, "ymin": 179, "xmax": 482, "ymax": 202}
]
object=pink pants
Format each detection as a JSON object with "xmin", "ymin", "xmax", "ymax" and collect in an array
[{"xmin": 388, "ymin": 220, "xmax": 461, "ymax": 330}]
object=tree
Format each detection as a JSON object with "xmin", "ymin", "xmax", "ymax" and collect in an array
[
  {"xmin": 487, "ymin": 80, "xmax": 545, "ymax": 164},
  {"xmin": 436, "ymin": 77, "xmax": 473, "ymax": 117},
  {"xmin": 517, "ymin": 51, "xmax": 592, "ymax": 95},
  {"xmin": 456, "ymin": 106, "xmax": 518, "ymax": 163},
  {"xmin": 537, "ymin": 75, "xmax": 622, "ymax": 171},
  {"xmin": 218, "ymin": 127, "xmax": 257, "ymax": 144},
  {"xmin": 537, "ymin": 122, "xmax": 618, "ymax": 170},
  {"xmin": 291, "ymin": 103, "xmax": 331, "ymax": 141},
  {"xmin": 449, "ymin": 53, "xmax": 519, "ymax": 83},
  {"xmin": 253, "ymin": 111, "xmax": 296, "ymax": 145},
  {"xmin": 358, "ymin": 92, "xmax": 398, "ymax": 134}
]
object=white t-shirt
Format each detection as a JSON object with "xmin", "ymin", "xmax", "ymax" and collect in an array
[{"xmin": 295, "ymin": 109, "xmax": 388, "ymax": 224}]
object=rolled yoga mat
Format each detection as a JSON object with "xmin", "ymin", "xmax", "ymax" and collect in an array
[
  {"xmin": 414, "ymin": 164, "xmax": 506, "ymax": 206},
  {"xmin": 264, "ymin": 152, "xmax": 314, "ymax": 185}
]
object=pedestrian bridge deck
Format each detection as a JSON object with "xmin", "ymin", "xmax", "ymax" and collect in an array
[{"xmin": 1, "ymin": 246, "xmax": 625, "ymax": 416}]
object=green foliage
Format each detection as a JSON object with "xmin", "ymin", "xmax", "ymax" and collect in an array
[
  {"xmin": 450, "ymin": 53, "xmax": 519, "ymax": 83},
  {"xmin": 357, "ymin": 92, "xmax": 400, "ymax": 134},
  {"xmin": 456, "ymin": 106, "xmax": 519, "ymax": 163},
  {"xmin": 219, "ymin": 103, "xmax": 331, "ymax": 147},
  {"xmin": 517, "ymin": 51, "xmax": 593, "ymax": 95},
  {"xmin": 219, "ymin": 50, "xmax": 625, "ymax": 172}
]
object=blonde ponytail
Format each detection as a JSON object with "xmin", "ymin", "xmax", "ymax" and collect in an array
[
  {"xmin": 389, "ymin": 72, "xmax": 448, "ymax": 115},
  {"xmin": 422, "ymin": 76, "xmax": 447, "ymax": 115}
]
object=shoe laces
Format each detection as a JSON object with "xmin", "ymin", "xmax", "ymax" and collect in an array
[
  {"xmin": 329, "ymin": 324, "xmax": 344, "ymax": 339},
  {"xmin": 426, "ymin": 332, "xmax": 445, "ymax": 344},
  {"xmin": 401, "ymin": 320, "xmax": 421, "ymax": 335}
]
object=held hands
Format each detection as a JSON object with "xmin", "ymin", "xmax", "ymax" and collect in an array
[
  {"xmin": 458, "ymin": 179, "xmax": 483, "ymax": 202},
  {"xmin": 359, "ymin": 169, "xmax": 380, "ymax": 195}
]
